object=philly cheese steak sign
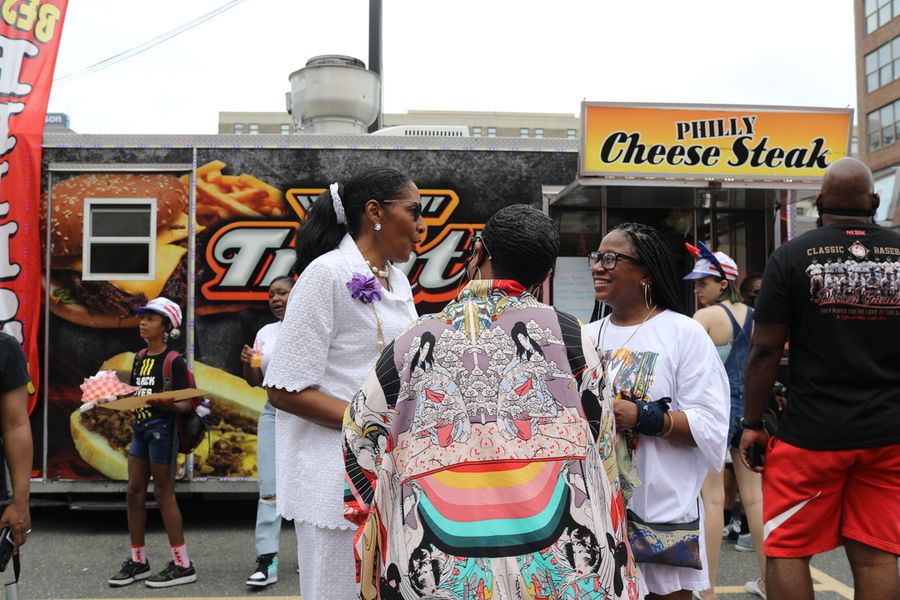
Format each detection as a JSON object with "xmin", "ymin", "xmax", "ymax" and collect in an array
[
  {"xmin": 202, "ymin": 187, "xmax": 480, "ymax": 313},
  {"xmin": 581, "ymin": 103, "xmax": 852, "ymax": 180}
]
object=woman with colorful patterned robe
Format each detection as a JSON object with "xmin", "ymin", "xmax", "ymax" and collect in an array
[{"xmin": 344, "ymin": 205, "xmax": 640, "ymax": 600}]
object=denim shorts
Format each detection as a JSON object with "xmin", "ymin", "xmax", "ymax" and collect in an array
[{"xmin": 129, "ymin": 415, "xmax": 176, "ymax": 464}]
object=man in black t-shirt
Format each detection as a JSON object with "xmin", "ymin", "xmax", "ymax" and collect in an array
[
  {"xmin": 0, "ymin": 333, "xmax": 32, "ymax": 548},
  {"xmin": 740, "ymin": 158, "xmax": 900, "ymax": 600}
]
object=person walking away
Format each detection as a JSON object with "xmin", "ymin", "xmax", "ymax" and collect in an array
[
  {"xmin": 741, "ymin": 157, "xmax": 900, "ymax": 600},
  {"xmin": 344, "ymin": 205, "xmax": 639, "ymax": 599},
  {"xmin": 685, "ymin": 247, "xmax": 766, "ymax": 599},
  {"xmin": 264, "ymin": 167, "xmax": 425, "ymax": 599},
  {"xmin": 0, "ymin": 333, "xmax": 32, "ymax": 549},
  {"xmin": 240, "ymin": 275, "xmax": 294, "ymax": 587},
  {"xmin": 107, "ymin": 297, "xmax": 197, "ymax": 588},
  {"xmin": 585, "ymin": 223, "xmax": 730, "ymax": 600}
]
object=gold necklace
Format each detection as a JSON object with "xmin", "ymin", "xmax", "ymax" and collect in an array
[{"xmin": 597, "ymin": 306, "xmax": 656, "ymax": 356}]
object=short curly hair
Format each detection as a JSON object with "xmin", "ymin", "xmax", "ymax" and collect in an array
[{"xmin": 481, "ymin": 204, "xmax": 559, "ymax": 289}]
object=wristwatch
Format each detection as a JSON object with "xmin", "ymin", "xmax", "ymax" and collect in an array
[{"xmin": 740, "ymin": 417, "xmax": 765, "ymax": 430}]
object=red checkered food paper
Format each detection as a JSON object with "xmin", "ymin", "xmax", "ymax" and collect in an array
[{"xmin": 80, "ymin": 371, "xmax": 138, "ymax": 403}]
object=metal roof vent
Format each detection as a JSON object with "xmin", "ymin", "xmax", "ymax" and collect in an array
[{"xmin": 287, "ymin": 55, "xmax": 380, "ymax": 134}]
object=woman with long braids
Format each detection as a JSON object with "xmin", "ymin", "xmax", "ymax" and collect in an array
[
  {"xmin": 585, "ymin": 223, "xmax": 729, "ymax": 600},
  {"xmin": 263, "ymin": 166, "xmax": 425, "ymax": 599}
]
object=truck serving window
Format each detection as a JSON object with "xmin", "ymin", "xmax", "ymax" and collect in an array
[{"xmin": 82, "ymin": 199, "xmax": 157, "ymax": 281}]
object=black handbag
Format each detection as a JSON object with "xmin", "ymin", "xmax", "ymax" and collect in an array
[{"xmin": 626, "ymin": 500, "xmax": 703, "ymax": 570}]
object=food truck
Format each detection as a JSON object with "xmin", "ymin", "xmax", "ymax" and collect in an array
[
  {"xmin": 35, "ymin": 132, "xmax": 579, "ymax": 493},
  {"xmin": 32, "ymin": 101, "xmax": 853, "ymax": 494}
]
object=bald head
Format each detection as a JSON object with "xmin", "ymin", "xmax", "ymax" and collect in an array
[{"xmin": 819, "ymin": 157, "xmax": 877, "ymax": 211}]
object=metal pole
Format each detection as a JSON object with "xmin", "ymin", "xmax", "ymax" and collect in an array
[{"xmin": 368, "ymin": 0, "xmax": 383, "ymax": 133}]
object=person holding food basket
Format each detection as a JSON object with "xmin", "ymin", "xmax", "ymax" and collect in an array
[{"xmin": 107, "ymin": 297, "xmax": 197, "ymax": 589}]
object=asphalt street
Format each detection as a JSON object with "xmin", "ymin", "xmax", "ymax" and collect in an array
[{"xmin": 12, "ymin": 496, "xmax": 862, "ymax": 599}]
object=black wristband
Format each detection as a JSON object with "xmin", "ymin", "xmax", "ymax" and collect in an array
[
  {"xmin": 634, "ymin": 397, "xmax": 672, "ymax": 436},
  {"xmin": 740, "ymin": 417, "xmax": 765, "ymax": 430}
]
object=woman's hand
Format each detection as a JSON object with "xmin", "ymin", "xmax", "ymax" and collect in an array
[
  {"xmin": 240, "ymin": 344, "xmax": 255, "ymax": 366},
  {"xmin": 613, "ymin": 398, "xmax": 638, "ymax": 431}
]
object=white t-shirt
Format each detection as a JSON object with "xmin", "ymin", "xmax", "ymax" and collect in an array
[
  {"xmin": 253, "ymin": 320, "xmax": 281, "ymax": 379},
  {"xmin": 585, "ymin": 310, "xmax": 729, "ymax": 595},
  {"xmin": 263, "ymin": 234, "xmax": 418, "ymax": 529}
]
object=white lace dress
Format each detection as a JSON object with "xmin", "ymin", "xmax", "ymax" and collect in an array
[{"xmin": 263, "ymin": 234, "xmax": 418, "ymax": 529}]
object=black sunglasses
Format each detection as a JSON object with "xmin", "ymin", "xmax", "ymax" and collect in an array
[
  {"xmin": 588, "ymin": 251, "xmax": 643, "ymax": 270},
  {"xmin": 384, "ymin": 200, "xmax": 423, "ymax": 221}
]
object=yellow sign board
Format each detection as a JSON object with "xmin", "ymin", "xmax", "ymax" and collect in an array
[{"xmin": 580, "ymin": 103, "xmax": 853, "ymax": 179}]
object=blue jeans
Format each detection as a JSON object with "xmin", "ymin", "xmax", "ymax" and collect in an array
[
  {"xmin": 129, "ymin": 415, "xmax": 176, "ymax": 464},
  {"xmin": 255, "ymin": 401, "xmax": 281, "ymax": 555}
]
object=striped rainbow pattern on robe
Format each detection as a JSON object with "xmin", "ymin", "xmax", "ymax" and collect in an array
[{"xmin": 416, "ymin": 460, "xmax": 569, "ymax": 557}]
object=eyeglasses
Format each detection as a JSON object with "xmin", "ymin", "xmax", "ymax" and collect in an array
[
  {"xmin": 384, "ymin": 200, "xmax": 423, "ymax": 221},
  {"xmin": 588, "ymin": 251, "xmax": 643, "ymax": 270}
]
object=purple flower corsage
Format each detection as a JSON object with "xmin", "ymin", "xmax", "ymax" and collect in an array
[{"xmin": 347, "ymin": 273, "xmax": 383, "ymax": 304}]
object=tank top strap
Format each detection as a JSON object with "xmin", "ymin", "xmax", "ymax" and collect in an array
[
  {"xmin": 715, "ymin": 303, "xmax": 742, "ymax": 343},
  {"xmin": 740, "ymin": 306, "xmax": 754, "ymax": 338}
]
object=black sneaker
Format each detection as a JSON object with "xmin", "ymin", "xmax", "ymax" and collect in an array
[
  {"xmin": 246, "ymin": 553, "xmax": 278, "ymax": 587},
  {"xmin": 144, "ymin": 560, "xmax": 197, "ymax": 588},
  {"xmin": 108, "ymin": 559, "xmax": 151, "ymax": 587}
]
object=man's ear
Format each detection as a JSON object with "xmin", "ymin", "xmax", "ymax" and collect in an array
[
  {"xmin": 872, "ymin": 192, "xmax": 881, "ymax": 212},
  {"xmin": 536, "ymin": 268, "xmax": 553, "ymax": 287},
  {"xmin": 815, "ymin": 192, "xmax": 823, "ymax": 212}
]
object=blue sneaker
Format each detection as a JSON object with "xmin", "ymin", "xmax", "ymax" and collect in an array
[{"xmin": 246, "ymin": 553, "xmax": 278, "ymax": 587}]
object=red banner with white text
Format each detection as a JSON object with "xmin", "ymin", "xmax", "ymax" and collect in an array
[{"xmin": 0, "ymin": 1, "xmax": 68, "ymax": 412}]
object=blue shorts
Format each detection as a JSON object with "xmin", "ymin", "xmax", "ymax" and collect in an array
[{"xmin": 129, "ymin": 415, "xmax": 176, "ymax": 465}]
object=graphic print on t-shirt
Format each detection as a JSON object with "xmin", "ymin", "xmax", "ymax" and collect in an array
[
  {"xmin": 806, "ymin": 237, "xmax": 900, "ymax": 319},
  {"xmin": 601, "ymin": 348, "xmax": 659, "ymax": 402},
  {"xmin": 132, "ymin": 356, "xmax": 162, "ymax": 420}
]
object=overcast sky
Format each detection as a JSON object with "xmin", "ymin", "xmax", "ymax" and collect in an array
[{"xmin": 47, "ymin": 0, "xmax": 857, "ymax": 134}]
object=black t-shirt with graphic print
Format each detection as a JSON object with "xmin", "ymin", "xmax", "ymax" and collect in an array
[
  {"xmin": 755, "ymin": 221, "xmax": 900, "ymax": 450},
  {"xmin": 0, "ymin": 333, "xmax": 29, "ymax": 393},
  {"xmin": 130, "ymin": 350, "xmax": 189, "ymax": 422}
]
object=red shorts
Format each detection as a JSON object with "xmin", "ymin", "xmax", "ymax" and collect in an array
[{"xmin": 762, "ymin": 438, "xmax": 900, "ymax": 558}]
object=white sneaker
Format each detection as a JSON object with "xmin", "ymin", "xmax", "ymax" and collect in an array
[
  {"xmin": 735, "ymin": 532, "xmax": 754, "ymax": 552},
  {"xmin": 746, "ymin": 578, "xmax": 766, "ymax": 599}
]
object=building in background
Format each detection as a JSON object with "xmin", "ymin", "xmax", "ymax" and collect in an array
[
  {"xmin": 856, "ymin": 0, "xmax": 900, "ymax": 225},
  {"xmin": 218, "ymin": 110, "xmax": 580, "ymax": 139},
  {"xmin": 45, "ymin": 112, "xmax": 74, "ymax": 133}
]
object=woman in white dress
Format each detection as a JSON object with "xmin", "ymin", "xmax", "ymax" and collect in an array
[
  {"xmin": 585, "ymin": 222, "xmax": 729, "ymax": 600},
  {"xmin": 263, "ymin": 167, "xmax": 425, "ymax": 599}
]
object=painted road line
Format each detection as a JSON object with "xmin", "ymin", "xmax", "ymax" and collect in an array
[
  {"xmin": 62, "ymin": 573, "xmax": 853, "ymax": 600},
  {"xmin": 811, "ymin": 565, "xmax": 854, "ymax": 599}
]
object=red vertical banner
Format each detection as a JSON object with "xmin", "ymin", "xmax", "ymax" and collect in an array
[{"xmin": 0, "ymin": 1, "xmax": 68, "ymax": 411}]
